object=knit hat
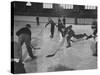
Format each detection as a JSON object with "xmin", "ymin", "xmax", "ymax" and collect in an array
[{"xmin": 26, "ymin": 24, "xmax": 31, "ymax": 28}]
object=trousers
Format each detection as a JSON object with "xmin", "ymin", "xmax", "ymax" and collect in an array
[{"xmin": 18, "ymin": 34, "xmax": 33, "ymax": 61}]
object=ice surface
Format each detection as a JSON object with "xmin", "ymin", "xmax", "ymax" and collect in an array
[{"xmin": 14, "ymin": 17, "xmax": 97, "ymax": 73}]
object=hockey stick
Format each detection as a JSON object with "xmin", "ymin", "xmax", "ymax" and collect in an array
[
  {"xmin": 46, "ymin": 37, "xmax": 65, "ymax": 57},
  {"xmin": 46, "ymin": 48, "xmax": 61, "ymax": 57},
  {"xmin": 31, "ymin": 44, "xmax": 41, "ymax": 50}
]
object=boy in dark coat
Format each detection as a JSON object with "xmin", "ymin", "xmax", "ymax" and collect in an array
[
  {"xmin": 16, "ymin": 24, "xmax": 36, "ymax": 61},
  {"xmin": 36, "ymin": 16, "xmax": 40, "ymax": 26},
  {"xmin": 45, "ymin": 18, "xmax": 56, "ymax": 38},
  {"xmin": 63, "ymin": 25, "xmax": 75, "ymax": 48},
  {"xmin": 58, "ymin": 18, "xmax": 65, "ymax": 37},
  {"xmin": 62, "ymin": 16, "xmax": 66, "ymax": 26}
]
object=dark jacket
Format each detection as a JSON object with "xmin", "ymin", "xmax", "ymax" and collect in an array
[
  {"xmin": 58, "ymin": 22, "xmax": 65, "ymax": 30},
  {"xmin": 45, "ymin": 20, "xmax": 56, "ymax": 28},
  {"xmin": 16, "ymin": 27, "xmax": 31, "ymax": 37}
]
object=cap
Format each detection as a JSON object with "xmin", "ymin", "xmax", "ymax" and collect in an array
[{"xmin": 26, "ymin": 24, "xmax": 31, "ymax": 28}]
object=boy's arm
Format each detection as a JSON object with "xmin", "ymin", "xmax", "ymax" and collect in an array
[
  {"xmin": 16, "ymin": 28, "xmax": 23, "ymax": 36},
  {"xmin": 45, "ymin": 21, "xmax": 50, "ymax": 27}
]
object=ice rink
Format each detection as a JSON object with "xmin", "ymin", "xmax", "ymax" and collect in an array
[{"xmin": 13, "ymin": 16, "xmax": 97, "ymax": 73}]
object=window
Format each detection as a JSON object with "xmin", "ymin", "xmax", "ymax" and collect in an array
[
  {"xmin": 43, "ymin": 3, "xmax": 53, "ymax": 9},
  {"xmin": 85, "ymin": 5, "xmax": 96, "ymax": 9},
  {"xmin": 60, "ymin": 4, "xmax": 66, "ymax": 9},
  {"xmin": 65, "ymin": 4, "xmax": 73, "ymax": 9},
  {"xmin": 59, "ymin": 4, "xmax": 73, "ymax": 9}
]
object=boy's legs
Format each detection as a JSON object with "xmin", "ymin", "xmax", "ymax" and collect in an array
[
  {"xmin": 25, "ymin": 35, "xmax": 36, "ymax": 59},
  {"xmin": 50, "ymin": 27, "xmax": 54, "ymax": 38},
  {"xmin": 66, "ymin": 36, "xmax": 71, "ymax": 48},
  {"xmin": 18, "ymin": 35, "xmax": 24, "ymax": 62}
]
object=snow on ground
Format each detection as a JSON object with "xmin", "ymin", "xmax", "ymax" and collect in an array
[
  {"xmin": 21, "ymin": 25, "xmax": 97, "ymax": 72},
  {"xmin": 14, "ymin": 17, "xmax": 97, "ymax": 73}
]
